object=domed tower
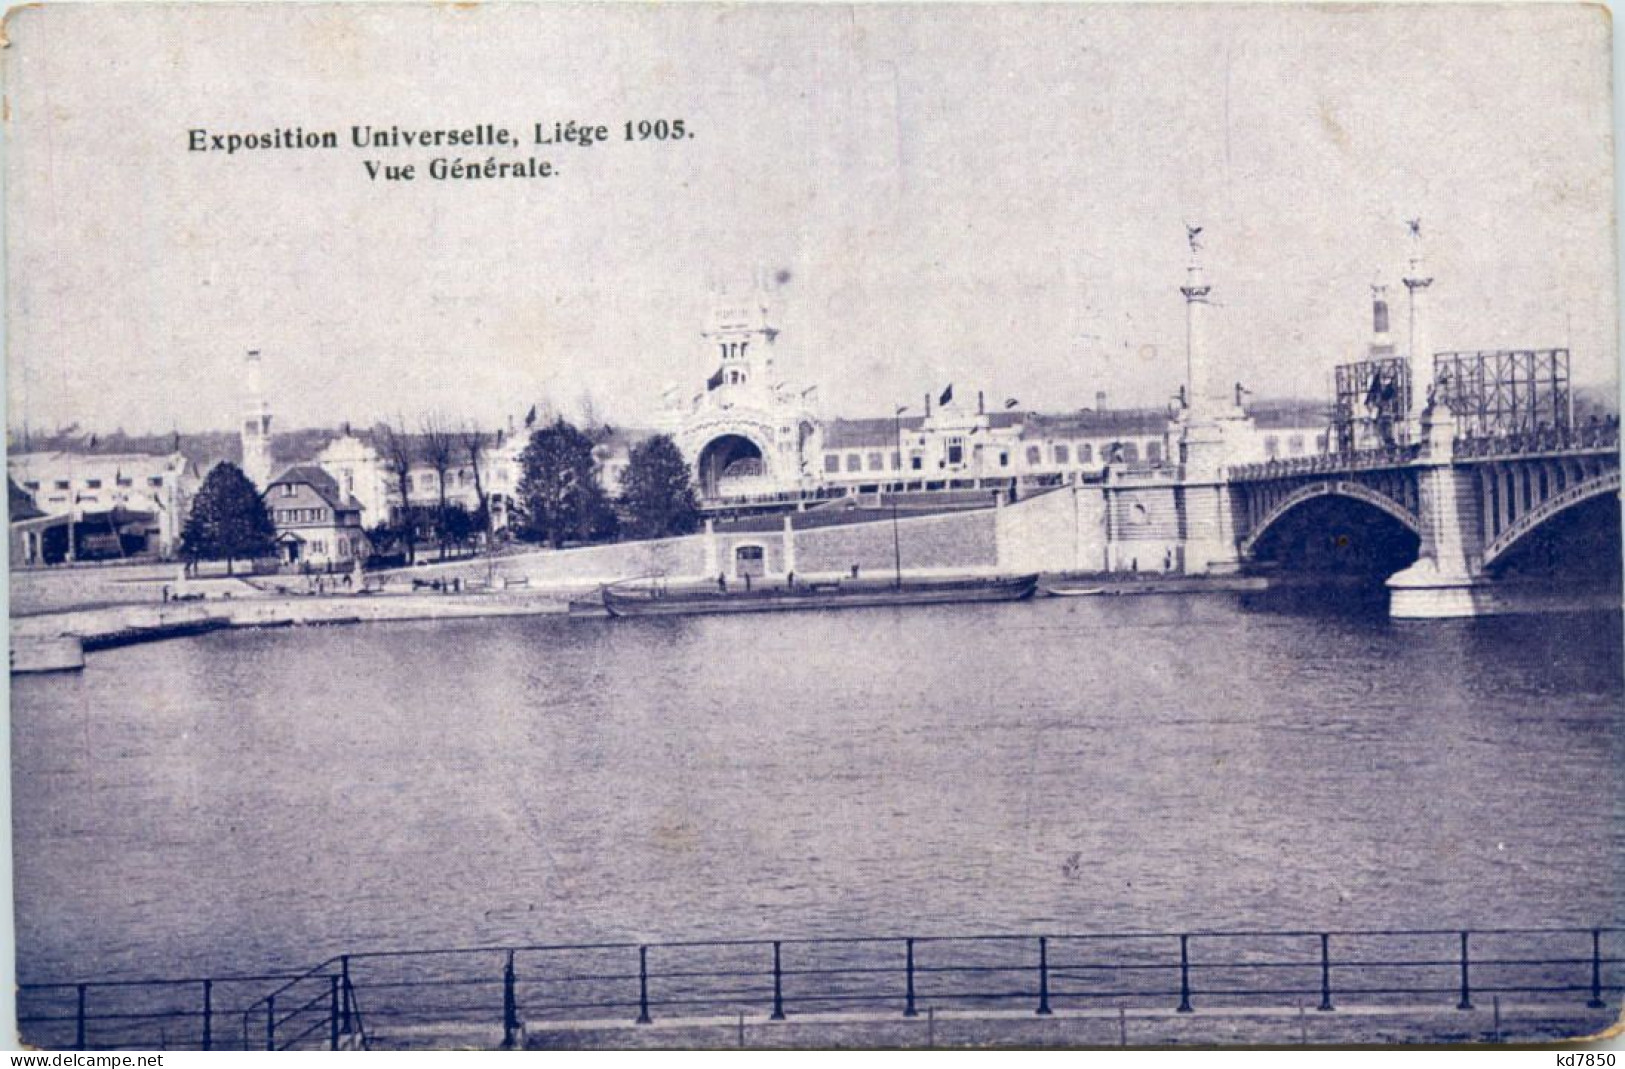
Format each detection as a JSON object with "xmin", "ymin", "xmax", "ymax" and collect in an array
[{"xmin": 676, "ymin": 276, "xmax": 821, "ymax": 501}]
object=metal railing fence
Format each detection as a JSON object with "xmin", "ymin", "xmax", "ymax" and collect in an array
[
  {"xmin": 16, "ymin": 972, "xmax": 313, "ymax": 1051},
  {"xmin": 19, "ymin": 925, "xmax": 1621, "ymax": 1050}
]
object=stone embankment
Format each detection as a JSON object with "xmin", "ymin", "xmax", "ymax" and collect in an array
[{"xmin": 8, "ymin": 583, "xmax": 599, "ymax": 672}]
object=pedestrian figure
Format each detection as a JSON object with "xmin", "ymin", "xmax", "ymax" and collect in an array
[
  {"xmin": 744, "ymin": 572, "xmax": 752, "ymax": 592},
  {"xmin": 717, "ymin": 573, "xmax": 727, "ymax": 593},
  {"xmin": 850, "ymin": 563, "xmax": 860, "ymax": 579},
  {"xmin": 787, "ymin": 570, "xmax": 796, "ymax": 590},
  {"xmin": 161, "ymin": 585, "xmax": 169, "ymax": 603}
]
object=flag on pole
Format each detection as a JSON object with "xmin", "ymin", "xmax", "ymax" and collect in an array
[
  {"xmin": 707, "ymin": 367, "xmax": 725, "ymax": 391},
  {"xmin": 939, "ymin": 384, "xmax": 954, "ymax": 407},
  {"xmin": 525, "ymin": 405, "xmax": 538, "ymax": 428}
]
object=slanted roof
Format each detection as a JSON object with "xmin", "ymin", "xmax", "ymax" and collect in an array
[
  {"xmin": 822, "ymin": 417, "xmax": 926, "ymax": 450},
  {"xmin": 8, "ymin": 477, "xmax": 45, "ymax": 522},
  {"xmin": 1019, "ymin": 408, "xmax": 1173, "ymax": 438},
  {"xmin": 1247, "ymin": 399, "xmax": 1334, "ymax": 430},
  {"xmin": 267, "ymin": 465, "xmax": 364, "ymax": 512}
]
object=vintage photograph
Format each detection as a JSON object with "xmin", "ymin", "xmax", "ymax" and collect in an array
[{"xmin": 4, "ymin": 1, "xmax": 1620, "ymax": 1050}]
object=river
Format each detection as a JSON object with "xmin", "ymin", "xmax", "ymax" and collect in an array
[{"xmin": 11, "ymin": 592, "xmax": 1623, "ymax": 985}]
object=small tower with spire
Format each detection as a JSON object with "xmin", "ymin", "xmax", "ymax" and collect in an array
[{"xmin": 240, "ymin": 349, "xmax": 273, "ymax": 490}]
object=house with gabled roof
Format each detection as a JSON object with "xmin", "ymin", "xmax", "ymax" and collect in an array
[{"xmin": 263, "ymin": 465, "xmax": 370, "ymax": 570}]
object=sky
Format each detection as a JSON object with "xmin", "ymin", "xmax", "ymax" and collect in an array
[{"xmin": 4, "ymin": 3, "xmax": 1616, "ymax": 435}]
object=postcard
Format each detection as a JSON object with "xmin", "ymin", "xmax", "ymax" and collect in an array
[{"xmin": 5, "ymin": 2, "xmax": 1620, "ymax": 1050}]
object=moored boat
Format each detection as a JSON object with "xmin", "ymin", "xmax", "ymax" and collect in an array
[
  {"xmin": 601, "ymin": 573, "xmax": 1039, "ymax": 617},
  {"xmin": 1041, "ymin": 575, "xmax": 1270, "ymax": 597}
]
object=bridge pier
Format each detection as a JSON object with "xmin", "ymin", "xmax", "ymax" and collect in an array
[
  {"xmin": 1180, "ymin": 482, "xmax": 1244, "ymax": 576},
  {"xmin": 1387, "ymin": 405, "xmax": 1489, "ymax": 619},
  {"xmin": 1387, "ymin": 560, "xmax": 1491, "ymax": 619},
  {"xmin": 1180, "ymin": 410, "xmax": 1252, "ymax": 576}
]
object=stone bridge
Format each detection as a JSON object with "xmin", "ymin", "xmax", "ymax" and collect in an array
[{"xmin": 1223, "ymin": 409, "xmax": 1619, "ymax": 617}]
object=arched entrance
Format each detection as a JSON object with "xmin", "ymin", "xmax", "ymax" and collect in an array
[{"xmin": 697, "ymin": 434, "xmax": 767, "ymax": 499}]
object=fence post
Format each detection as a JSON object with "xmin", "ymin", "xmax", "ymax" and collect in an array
[
  {"xmin": 502, "ymin": 950, "xmax": 519, "ymax": 1049},
  {"xmin": 770, "ymin": 941, "xmax": 786, "ymax": 1021},
  {"xmin": 202, "ymin": 979, "xmax": 212, "ymax": 1051},
  {"xmin": 1589, "ymin": 929, "xmax": 1606, "ymax": 1009},
  {"xmin": 329, "ymin": 975, "xmax": 341, "ymax": 1051},
  {"xmin": 1318, "ymin": 934, "xmax": 1334, "ymax": 1011},
  {"xmin": 1457, "ymin": 931, "xmax": 1473, "ymax": 1011},
  {"xmin": 1177, "ymin": 935, "xmax": 1193, "ymax": 1013},
  {"xmin": 636, "ymin": 946, "xmax": 651, "ymax": 1025},
  {"xmin": 903, "ymin": 939, "xmax": 918, "ymax": 1018},
  {"xmin": 75, "ymin": 984, "xmax": 86, "ymax": 1051},
  {"xmin": 341, "ymin": 955, "xmax": 353, "ymax": 1035},
  {"xmin": 265, "ymin": 994, "xmax": 276, "ymax": 1051},
  {"xmin": 1036, "ymin": 937, "xmax": 1053, "ymax": 1015}
]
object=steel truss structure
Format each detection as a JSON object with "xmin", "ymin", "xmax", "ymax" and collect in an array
[
  {"xmin": 1432, "ymin": 349, "xmax": 1572, "ymax": 439},
  {"xmin": 1332, "ymin": 356, "xmax": 1413, "ymax": 453}
]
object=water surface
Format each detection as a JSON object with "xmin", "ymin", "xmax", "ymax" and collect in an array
[{"xmin": 12, "ymin": 594, "xmax": 1622, "ymax": 981}]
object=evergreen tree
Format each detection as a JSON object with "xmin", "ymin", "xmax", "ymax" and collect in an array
[
  {"xmin": 181, "ymin": 462, "xmax": 275, "ymax": 574},
  {"xmin": 618, "ymin": 434, "xmax": 700, "ymax": 540},
  {"xmin": 515, "ymin": 418, "xmax": 611, "ymax": 548}
]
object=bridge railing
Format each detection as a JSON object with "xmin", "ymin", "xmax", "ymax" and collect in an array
[
  {"xmin": 20, "ymin": 925, "xmax": 1619, "ymax": 1049},
  {"xmin": 1453, "ymin": 423, "xmax": 1620, "ymax": 460},
  {"xmin": 1229, "ymin": 444, "xmax": 1421, "ymax": 482}
]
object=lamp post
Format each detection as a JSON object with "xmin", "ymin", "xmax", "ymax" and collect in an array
[{"xmin": 892, "ymin": 405, "xmax": 907, "ymax": 590}]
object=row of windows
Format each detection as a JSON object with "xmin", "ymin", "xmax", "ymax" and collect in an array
[
  {"xmin": 276, "ymin": 507, "xmax": 329, "ymax": 524},
  {"xmin": 307, "ymin": 537, "xmax": 361, "ymax": 558},
  {"xmin": 1262, "ymin": 434, "xmax": 1329, "ymax": 458},
  {"xmin": 24, "ymin": 476, "xmax": 163, "ymax": 492},
  {"xmin": 822, "ymin": 441, "xmax": 1161, "ymax": 474},
  {"xmin": 405, "ymin": 469, "xmax": 507, "ymax": 491}
]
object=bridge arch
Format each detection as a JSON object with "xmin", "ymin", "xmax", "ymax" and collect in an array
[
  {"xmin": 1240, "ymin": 480, "xmax": 1421, "ymax": 558},
  {"xmin": 1480, "ymin": 469, "xmax": 1620, "ymax": 571}
]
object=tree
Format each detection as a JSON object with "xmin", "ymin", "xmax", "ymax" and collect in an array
[
  {"xmin": 618, "ymin": 434, "xmax": 700, "ymax": 540},
  {"xmin": 376, "ymin": 419, "xmax": 417, "ymax": 565},
  {"xmin": 438, "ymin": 502, "xmax": 478, "ymax": 549},
  {"xmin": 461, "ymin": 423, "xmax": 493, "ymax": 546},
  {"xmin": 181, "ymin": 462, "xmax": 274, "ymax": 575},
  {"xmin": 420, "ymin": 414, "xmax": 457, "ymax": 561},
  {"xmin": 515, "ymin": 418, "xmax": 611, "ymax": 549}
]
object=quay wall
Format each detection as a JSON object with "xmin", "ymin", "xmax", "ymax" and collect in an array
[
  {"xmin": 12, "ymin": 490, "xmax": 1127, "ymax": 621},
  {"xmin": 388, "ymin": 535, "xmax": 709, "ymax": 588},
  {"xmin": 400, "ymin": 508, "xmax": 1009, "ymax": 586},
  {"xmin": 8, "ymin": 561, "xmax": 260, "ymax": 616},
  {"xmin": 1105, "ymin": 480, "xmax": 1186, "ymax": 573},
  {"xmin": 995, "ymin": 486, "xmax": 1110, "ymax": 573},
  {"xmin": 764, "ymin": 509, "xmax": 997, "ymax": 577}
]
